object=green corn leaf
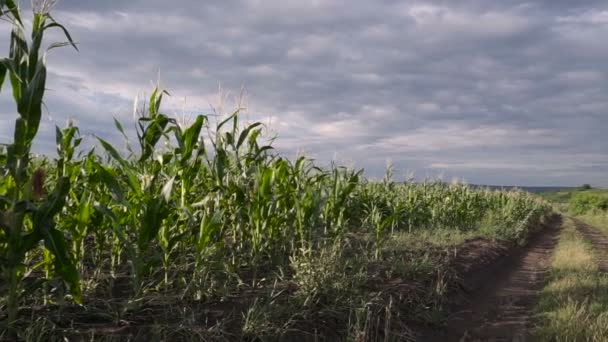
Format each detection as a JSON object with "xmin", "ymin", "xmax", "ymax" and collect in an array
[
  {"xmin": 58, "ymin": 124, "xmax": 78, "ymax": 158},
  {"xmin": 47, "ymin": 42, "xmax": 72, "ymax": 51},
  {"xmin": 27, "ymin": 177, "xmax": 81, "ymax": 303},
  {"xmin": 11, "ymin": 117, "xmax": 26, "ymax": 157},
  {"xmin": 253, "ymin": 146, "xmax": 274, "ymax": 161},
  {"xmin": 197, "ymin": 209, "xmax": 224, "ymax": 252},
  {"xmin": 1, "ymin": 57, "xmax": 20, "ymax": 79},
  {"xmin": 225, "ymin": 132, "xmax": 234, "ymax": 146},
  {"xmin": 236, "ymin": 122, "xmax": 262, "ymax": 150},
  {"xmin": 43, "ymin": 19, "xmax": 78, "ymax": 51},
  {"xmin": 217, "ymin": 110, "xmax": 238, "ymax": 131},
  {"xmin": 0, "ymin": 62, "xmax": 6, "ymax": 94},
  {"xmin": 55, "ymin": 125, "xmax": 63, "ymax": 151},
  {"xmin": 149, "ymin": 89, "xmax": 158, "ymax": 116},
  {"xmin": 113, "ymin": 117, "xmax": 133, "ymax": 154},
  {"xmin": 97, "ymin": 137, "xmax": 140, "ymax": 194},
  {"xmin": 295, "ymin": 156, "xmax": 307, "ymax": 172},
  {"xmin": 10, "ymin": 23, "xmax": 28, "ymax": 59},
  {"xmin": 148, "ymin": 88, "xmax": 168, "ymax": 118},
  {"xmin": 9, "ymin": 66, "xmax": 21, "ymax": 105},
  {"xmin": 113, "ymin": 117, "xmax": 127, "ymax": 139},
  {"xmin": 28, "ymin": 15, "xmax": 44, "ymax": 78},
  {"xmin": 90, "ymin": 162, "xmax": 126, "ymax": 204},
  {"xmin": 35, "ymin": 176, "xmax": 70, "ymax": 221},
  {"xmin": 18, "ymin": 231, "xmax": 42, "ymax": 258},
  {"xmin": 139, "ymin": 196, "xmax": 168, "ymax": 252},
  {"xmin": 17, "ymin": 60, "xmax": 47, "ymax": 143},
  {"xmin": 13, "ymin": 200, "xmax": 37, "ymax": 214},
  {"xmin": 77, "ymin": 196, "xmax": 92, "ymax": 226},
  {"xmin": 97, "ymin": 137, "xmax": 130, "ymax": 167},
  {"xmin": 140, "ymin": 113, "xmax": 169, "ymax": 162},
  {"xmin": 2, "ymin": 0, "xmax": 22, "ymax": 25},
  {"xmin": 180, "ymin": 115, "xmax": 205, "ymax": 163},
  {"xmin": 261, "ymin": 168, "xmax": 274, "ymax": 199},
  {"xmin": 169, "ymin": 126, "xmax": 185, "ymax": 152},
  {"xmin": 43, "ymin": 227, "xmax": 81, "ymax": 303},
  {"xmin": 0, "ymin": 194, "xmax": 10, "ymax": 207},
  {"xmin": 215, "ymin": 148, "xmax": 228, "ymax": 186},
  {"xmin": 167, "ymin": 231, "xmax": 186, "ymax": 252},
  {"xmin": 148, "ymin": 87, "xmax": 159, "ymax": 117},
  {"xmin": 160, "ymin": 152, "xmax": 173, "ymax": 165},
  {"xmin": 248, "ymin": 129, "xmax": 261, "ymax": 147},
  {"xmin": 95, "ymin": 206, "xmax": 131, "ymax": 251}
]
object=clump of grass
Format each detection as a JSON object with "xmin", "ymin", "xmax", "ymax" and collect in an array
[
  {"xmin": 290, "ymin": 242, "xmax": 366, "ymax": 308},
  {"xmin": 577, "ymin": 211, "xmax": 608, "ymax": 234},
  {"xmin": 535, "ymin": 218, "xmax": 608, "ymax": 340}
]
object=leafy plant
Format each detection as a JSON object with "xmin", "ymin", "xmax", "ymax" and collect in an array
[{"xmin": 0, "ymin": 1, "xmax": 80, "ymax": 331}]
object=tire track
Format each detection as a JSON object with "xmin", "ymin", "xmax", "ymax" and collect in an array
[
  {"xmin": 572, "ymin": 218, "xmax": 608, "ymax": 272},
  {"xmin": 428, "ymin": 224, "xmax": 560, "ymax": 342}
]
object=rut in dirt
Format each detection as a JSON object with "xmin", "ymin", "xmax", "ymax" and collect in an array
[
  {"xmin": 429, "ymin": 224, "xmax": 560, "ymax": 342},
  {"xmin": 572, "ymin": 218, "xmax": 608, "ymax": 272}
]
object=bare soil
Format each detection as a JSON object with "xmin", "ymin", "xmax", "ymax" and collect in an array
[{"xmin": 425, "ymin": 219, "xmax": 560, "ymax": 342}]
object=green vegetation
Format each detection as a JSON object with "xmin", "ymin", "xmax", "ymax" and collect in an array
[
  {"xmin": 538, "ymin": 187, "xmax": 607, "ymax": 205},
  {"xmin": 0, "ymin": 4, "xmax": 554, "ymax": 340},
  {"xmin": 570, "ymin": 191, "xmax": 608, "ymax": 232},
  {"xmin": 569, "ymin": 191, "xmax": 608, "ymax": 215},
  {"xmin": 539, "ymin": 190, "xmax": 580, "ymax": 205},
  {"xmin": 540, "ymin": 187, "xmax": 608, "ymax": 232},
  {"xmin": 0, "ymin": 0, "xmax": 79, "ymax": 332},
  {"xmin": 535, "ymin": 218, "xmax": 608, "ymax": 341}
]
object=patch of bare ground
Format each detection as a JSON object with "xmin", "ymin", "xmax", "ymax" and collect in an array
[
  {"xmin": 572, "ymin": 218, "xmax": 608, "ymax": 272},
  {"xmin": 424, "ymin": 217, "xmax": 561, "ymax": 342}
]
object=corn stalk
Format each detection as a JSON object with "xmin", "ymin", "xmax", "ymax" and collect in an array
[{"xmin": 0, "ymin": 2, "xmax": 80, "ymax": 332}]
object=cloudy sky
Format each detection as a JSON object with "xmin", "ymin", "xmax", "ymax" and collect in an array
[{"xmin": 1, "ymin": 0, "xmax": 607, "ymax": 186}]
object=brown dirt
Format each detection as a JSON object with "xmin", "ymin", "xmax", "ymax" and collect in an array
[
  {"xmin": 572, "ymin": 218, "xmax": 608, "ymax": 272},
  {"xmin": 425, "ymin": 219, "xmax": 560, "ymax": 342}
]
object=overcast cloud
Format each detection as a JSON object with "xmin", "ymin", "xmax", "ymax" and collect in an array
[{"xmin": 1, "ymin": 0, "xmax": 607, "ymax": 186}]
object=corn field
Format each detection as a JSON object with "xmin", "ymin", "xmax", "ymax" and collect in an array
[{"xmin": 0, "ymin": 3, "xmax": 552, "ymax": 340}]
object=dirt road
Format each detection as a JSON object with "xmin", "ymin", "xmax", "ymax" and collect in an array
[
  {"xmin": 572, "ymin": 218, "xmax": 608, "ymax": 272},
  {"xmin": 428, "ymin": 224, "xmax": 560, "ymax": 341}
]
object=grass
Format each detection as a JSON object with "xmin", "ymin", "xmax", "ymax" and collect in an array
[
  {"xmin": 539, "ymin": 190, "xmax": 580, "ymax": 204},
  {"xmin": 534, "ymin": 218, "xmax": 608, "ymax": 341},
  {"xmin": 577, "ymin": 211, "xmax": 608, "ymax": 234}
]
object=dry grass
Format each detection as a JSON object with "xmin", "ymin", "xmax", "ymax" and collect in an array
[
  {"xmin": 535, "ymin": 218, "xmax": 608, "ymax": 341},
  {"xmin": 577, "ymin": 211, "xmax": 608, "ymax": 234}
]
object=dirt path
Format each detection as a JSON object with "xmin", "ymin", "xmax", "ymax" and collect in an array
[
  {"xmin": 572, "ymin": 218, "xmax": 608, "ymax": 272},
  {"xmin": 428, "ymin": 225, "xmax": 560, "ymax": 342}
]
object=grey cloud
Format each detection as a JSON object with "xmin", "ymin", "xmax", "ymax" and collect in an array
[{"xmin": 0, "ymin": 0, "xmax": 606, "ymax": 186}]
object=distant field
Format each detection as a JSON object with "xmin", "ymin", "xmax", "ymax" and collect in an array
[
  {"xmin": 540, "ymin": 188, "xmax": 608, "ymax": 203},
  {"xmin": 539, "ymin": 188, "xmax": 608, "ymax": 209},
  {"xmin": 472, "ymin": 185, "xmax": 580, "ymax": 195},
  {"xmin": 537, "ymin": 188, "xmax": 608, "ymax": 229}
]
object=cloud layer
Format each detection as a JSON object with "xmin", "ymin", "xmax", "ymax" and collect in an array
[{"xmin": 1, "ymin": 0, "xmax": 607, "ymax": 186}]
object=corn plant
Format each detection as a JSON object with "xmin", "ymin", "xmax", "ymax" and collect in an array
[
  {"xmin": 0, "ymin": 2, "xmax": 80, "ymax": 330},
  {"xmin": 94, "ymin": 89, "xmax": 176, "ymax": 299}
]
